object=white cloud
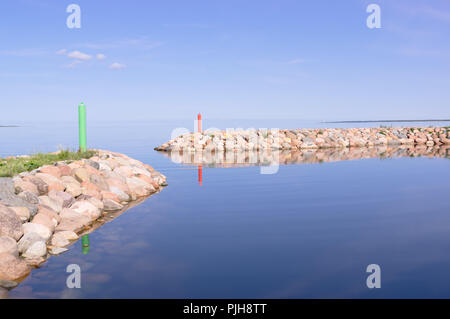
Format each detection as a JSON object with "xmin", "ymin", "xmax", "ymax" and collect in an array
[
  {"xmin": 96, "ymin": 53, "xmax": 106, "ymax": 60},
  {"xmin": 65, "ymin": 60, "xmax": 83, "ymax": 69},
  {"xmin": 67, "ymin": 50, "xmax": 92, "ymax": 61},
  {"xmin": 56, "ymin": 49, "xmax": 67, "ymax": 55},
  {"xmin": 109, "ymin": 62, "xmax": 126, "ymax": 70}
]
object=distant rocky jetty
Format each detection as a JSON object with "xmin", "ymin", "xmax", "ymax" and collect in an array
[
  {"xmin": 0, "ymin": 150, "xmax": 167, "ymax": 288},
  {"xmin": 155, "ymin": 127, "xmax": 450, "ymax": 152}
]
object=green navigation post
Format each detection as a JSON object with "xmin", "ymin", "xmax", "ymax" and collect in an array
[
  {"xmin": 78, "ymin": 102, "xmax": 87, "ymax": 152},
  {"xmin": 82, "ymin": 235, "xmax": 90, "ymax": 255}
]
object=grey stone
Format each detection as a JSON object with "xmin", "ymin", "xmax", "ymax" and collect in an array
[
  {"xmin": 0, "ymin": 178, "xmax": 38, "ymax": 216},
  {"xmin": 0, "ymin": 204, "xmax": 23, "ymax": 241},
  {"xmin": 50, "ymin": 247, "xmax": 68, "ymax": 255},
  {"xmin": 18, "ymin": 232, "xmax": 45, "ymax": 254},
  {"xmin": 18, "ymin": 191, "xmax": 39, "ymax": 206},
  {"xmin": 90, "ymin": 174, "xmax": 109, "ymax": 191},
  {"xmin": 84, "ymin": 159, "xmax": 100, "ymax": 170},
  {"xmin": 0, "ymin": 279, "xmax": 18, "ymax": 289},
  {"xmin": 22, "ymin": 241, "xmax": 47, "ymax": 258},
  {"xmin": 26, "ymin": 176, "xmax": 48, "ymax": 196},
  {"xmin": 22, "ymin": 223, "xmax": 52, "ymax": 241},
  {"xmin": 103, "ymin": 199, "xmax": 123, "ymax": 211},
  {"xmin": 109, "ymin": 186, "xmax": 130, "ymax": 202}
]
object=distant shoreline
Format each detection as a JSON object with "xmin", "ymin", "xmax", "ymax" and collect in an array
[
  {"xmin": 322, "ymin": 119, "xmax": 450, "ymax": 124},
  {"xmin": 0, "ymin": 125, "xmax": 20, "ymax": 127}
]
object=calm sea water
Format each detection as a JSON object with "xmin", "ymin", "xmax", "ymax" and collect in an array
[{"xmin": 1, "ymin": 120, "xmax": 450, "ymax": 298}]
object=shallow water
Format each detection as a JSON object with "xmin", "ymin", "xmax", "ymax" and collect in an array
[{"xmin": 1, "ymin": 120, "xmax": 450, "ymax": 298}]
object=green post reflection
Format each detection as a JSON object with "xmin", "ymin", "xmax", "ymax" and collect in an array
[{"xmin": 82, "ymin": 235, "xmax": 90, "ymax": 255}]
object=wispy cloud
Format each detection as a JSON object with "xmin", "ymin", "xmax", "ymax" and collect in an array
[
  {"xmin": 67, "ymin": 50, "xmax": 92, "ymax": 61},
  {"xmin": 96, "ymin": 53, "xmax": 106, "ymax": 60},
  {"xmin": 109, "ymin": 62, "xmax": 126, "ymax": 70},
  {"xmin": 65, "ymin": 60, "xmax": 83, "ymax": 69}
]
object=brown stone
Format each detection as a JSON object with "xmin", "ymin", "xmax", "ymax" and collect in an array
[
  {"xmin": 39, "ymin": 166, "xmax": 61, "ymax": 178},
  {"xmin": 37, "ymin": 205, "xmax": 61, "ymax": 223},
  {"xmin": 14, "ymin": 180, "xmax": 39, "ymax": 196},
  {"xmin": 0, "ymin": 253, "xmax": 31, "ymax": 281},
  {"xmin": 0, "ymin": 204, "xmax": 23, "ymax": 241},
  {"xmin": 58, "ymin": 165, "xmax": 72, "ymax": 176},
  {"xmin": 24, "ymin": 176, "xmax": 48, "ymax": 195}
]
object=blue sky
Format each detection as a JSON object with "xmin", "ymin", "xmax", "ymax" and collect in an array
[{"xmin": 0, "ymin": 0, "xmax": 449, "ymax": 123}]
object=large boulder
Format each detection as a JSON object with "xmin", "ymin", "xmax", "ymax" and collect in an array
[
  {"xmin": 23, "ymin": 176, "xmax": 48, "ymax": 196},
  {"xmin": 31, "ymin": 213, "xmax": 56, "ymax": 232},
  {"xmin": 108, "ymin": 186, "xmax": 130, "ymax": 202},
  {"xmin": 54, "ymin": 230, "xmax": 78, "ymax": 241},
  {"xmin": 37, "ymin": 205, "xmax": 60, "ymax": 223},
  {"xmin": 57, "ymin": 165, "xmax": 72, "ymax": 177},
  {"xmin": 38, "ymin": 196, "xmax": 63, "ymax": 213},
  {"xmin": 38, "ymin": 166, "xmax": 61, "ymax": 178},
  {"xmin": 56, "ymin": 218, "xmax": 90, "ymax": 233},
  {"xmin": 22, "ymin": 241, "xmax": 47, "ymax": 259},
  {"xmin": 22, "ymin": 223, "xmax": 52, "ymax": 241},
  {"xmin": 17, "ymin": 232, "xmax": 45, "ymax": 254},
  {"xmin": 0, "ymin": 204, "xmax": 24, "ymax": 241},
  {"xmin": 50, "ymin": 233, "xmax": 70, "ymax": 247},
  {"xmin": 34, "ymin": 173, "xmax": 65, "ymax": 192},
  {"xmin": 72, "ymin": 168, "xmax": 90, "ymax": 183},
  {"xmin": 126, "ymin": 177, "xmax": 155, "ymax": 198},
  {"xmin": 8, "ymin": 206, "xmax": 30, "ymax": 222},
  {"xmin": 103, "ymin": 199, "xmax": 123, "ymax": 212},
  {"xmin": 0, "ymin": 178, "xmax": 38, "ymax": 216},
  {"xmin": 90, "ymin": 174, "xmax": 109, "ymax": 191},
  {"xmin": 0, "ymin": 253, "xmax": 31, "ymax": 281},
  {"xmin": 63, "ymin": 182, "xmax": 82, "ymax": 198},
  {"xmin": 70, "ymin": 201, "xmax": 101, "ymax": 221},
  {"xmin": 18, "ymin": 191, "xmax": 40, "ymax": 205},
  {"xmin": 56, "ymin": 208, "xmax": 92, "ymax": 233},
  {"xmin": 0, "ymin": 236, "xmax": 18, "ymax": 256},
  {"xmin": 106, "ymin": 178, "xmax": 130, "ymax": 194},
  {"xmin": 48, "ymin": 190, "xmax": 75, "ymax": 208},
  {"xmin": 114, "ymin": 166, "xmax": 134, "ymax": 178},
  {"xmin": 14, "ymin": 180, "xmax": 39, "ymax": 196}
]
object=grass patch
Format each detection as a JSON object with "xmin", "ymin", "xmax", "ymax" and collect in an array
[{"xmin": 0, "ymin": 149, "xmax": 97, "ymax": 177}]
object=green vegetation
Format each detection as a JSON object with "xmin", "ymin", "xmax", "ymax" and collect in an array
[
  {"xmin": 378, "ymin": 131, "xmax": 386, "ymax": 136},
  {"xmin": 0, "ymin": 149, "xmax": 96, "ymax": 177}
]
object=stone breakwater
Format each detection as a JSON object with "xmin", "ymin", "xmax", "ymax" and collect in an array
[
  {"xmin": 0, "ymin": 150, "xmax": 167, "ymax": 287},
  {"xmin": 155, "ymin": 127, "xmax": 450, "ymax": 152}
]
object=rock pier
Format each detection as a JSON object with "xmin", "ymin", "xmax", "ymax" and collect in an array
[
  {"xmin": 155, "ymin": 127, "xmax": 450, "ymax": 152},
  {"xmin": 0, "ymin": 150, "xmax": 167, "ymax": 287}
]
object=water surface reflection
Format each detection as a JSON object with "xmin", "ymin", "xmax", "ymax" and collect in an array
[{"xmin": 159, "ymin": 145, "xmax": 450, "ymax": 168}]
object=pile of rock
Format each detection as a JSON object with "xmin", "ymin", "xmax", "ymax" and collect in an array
[
  {"xmin": 155, "ymin": 127, "xmax": 450, "ymax": 152},
  {"xmin": 0, "ymin": 150, "xmax": 167, "ymax": 286}
]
